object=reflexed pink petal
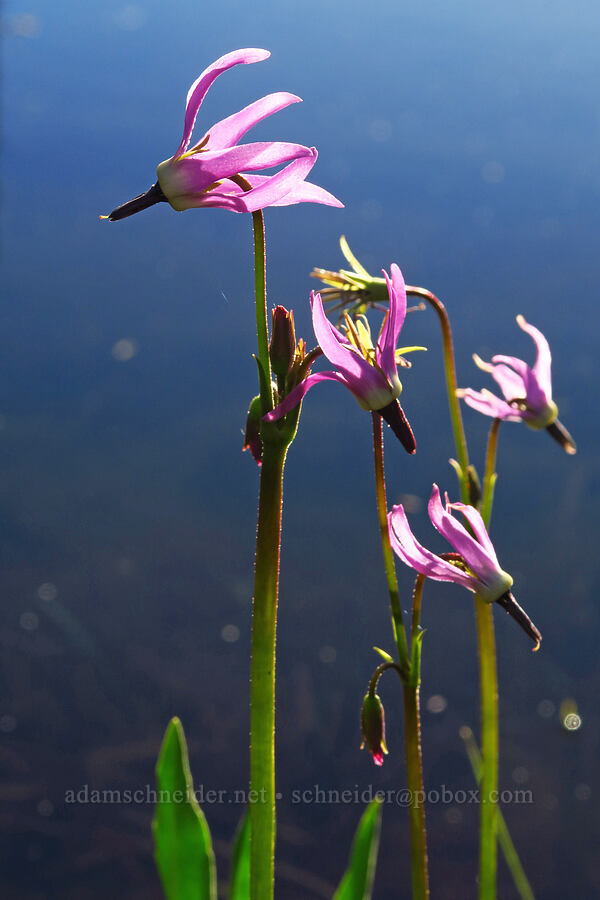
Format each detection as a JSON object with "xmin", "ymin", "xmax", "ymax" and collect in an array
[
  {"xmin": 378, "ymin": 265, "xmax": 407, "ymax": 372},
  {"xmin": 310, "ymin": 291, "xmax": 375, "ymax": 382},
  {"xmin": 523, "ymin": 372, "xmax": 548, "ymax": 413},
  {"xmin": 517, "ymin": 315, "xmax": 552, "ymax": 397},
  {"xmin": 175, "ymin": 168, "xmax": 339, "ymax": 213},
  {"xmin": 176, "ymin": 49, "xmax": 270, "ymax": 158},
  {"xmin": 232, "ymin": 153, "xmax": 318, "ymax": 212},
  {"xmin": 205, "ymin": 93, "xmax": 302, "ymax": 150},
  {"xmin": 181, "ymin": 141, "xmax": 315, "ymax": 190},
  {"xmin": 446, "ymin": 501, "xmax": 498, "ymax": 561},
  {"xmin": 490, "ymin": 354, "xmax": 530, "ymax": 384},
  {"xmin": 195, "ymin": 171, "xmax": 343, "ymax": 210},
  {"xmin": 492, "ymin": 353, "xmax": 546, "ymax": 411},
  {"xmin": 264, "ymin": 371, "xmax": 350, "ymax": 420},
  {"xmin": 388, "ymin": 505, "xmax": 477, "ymax": 590},
  {"xmin": 457, "ymin": 388, "xmax": 523, "ymax": 421},
  {"xmin": 245, "ymin": 176, "xmax": 344, "ymax": 208},
  {"xmin": 428, "ymin": 486, "xmax": 501, "ymax": 582},
  {"xmin": 487, "ymin": 363, "xmax": 526, "ymax": 401}
]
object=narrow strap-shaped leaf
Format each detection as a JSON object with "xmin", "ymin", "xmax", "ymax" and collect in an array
[
  {"xmin": 153, "ymin": 717, "xmax": 217, "ymax": 900},
  {"xmin": 333, "ymin": 799, "xmax": 382, "ymax": 900},
  {"xmin": 229, "ymin": 812, "xmax": 250, "ymax": 899},
  {"xmin": 460, "ymin": 726, "xmax": 535, "ymax": 900}
]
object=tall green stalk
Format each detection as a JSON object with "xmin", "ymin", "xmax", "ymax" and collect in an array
[
  {"xmin": 232, "ymin": 174, "xmax": 273, "ymax": 415},
  {"xmin": 475, "ymin": 418, "xmax": 501, "ymax": 898},
  {"xmin": 474, "ymin": 595, "xmax": 499, "ymax": 898},
  {"xmin": 403, "ymin": 575, "xmax": 429, "ymax": 900},
  {"xmin": 406, "ymin": 286, "xmax": 499, "ymax": 898},
  {"xmin": 402, "ymin": 682, "xmax": 428, "ymax": 900},
  {"xmin": 238, "ymin": 186, "xmax": 285, "ymax": 900},
  {"xmin": 371, "ymin": 413, "xmax": 410, "ymax": 671},
  {"xmin": 371, "ymin": 414, "xmax": 429, "ymax": 898},
  {"xmin": 249, "ymin": 435, "xmax": 287, "ymax": 900}
]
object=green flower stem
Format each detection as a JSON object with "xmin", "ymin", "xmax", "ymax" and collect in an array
[
  {"xmin": 233, "ymin": 177, "xmax": 282, "ymax": 900},
  {"xmin": 232, "ymin": 174, "xmax": 273, "ymax": 413},
  {"xmin": 250, "ymin": 208, "xmax": 273, "ymax": 413},
  {"xmin": 460, "ymin": 726, "xmax": 535, "ymax": 900},
  {"xmin": 368, "ymin": 661, "xmax": 404, "ymax": 695},
  {"xmin": 474, "ymin": 595, "xmax": 499, "ymax": 900},
  {"xmin": 403, "ymin": 684, "xmax": 429, "ymax": 900},
  {"xmin": 404, "ymin": 574, "xmax": 429, "ymax": 900},
  {"xmin": 411, "ymin": 573, "xmax": 424, "ymax": 651},
  {"xmin": 406, "ymin": 288, "xmax": 504, "ymax": 898},
  {"xmin": 371, "ymin": 412, "xmax": 410, "ymax": 672},
  {"xmin": 481, "ymin": 419, "xmax": 501, "ymax": 528},
  {"xmin": 371, "ymin": 413, "xmax": 428, "ymax": 897},
  {"xmin": 406, "ymin": 286, "xmax": 469, "ymax": 503},
  {"xmin": 249, "ymin": 435, "xmax": 287, "ymax": 900},
  {"xmin": 475, "ymin": 420, "xmax": 502, "ymax": 899}
]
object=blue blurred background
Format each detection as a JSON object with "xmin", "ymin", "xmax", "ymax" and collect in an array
[{"xmin": 2, "ymin": 0, "xmax": 599, "ymax": 896}]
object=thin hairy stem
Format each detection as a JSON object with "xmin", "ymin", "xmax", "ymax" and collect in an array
[
  {"xmin": 371, "ymin": 412, "xmax": 410, "ymax": 671},
  {"xmin": 406, "ymin": 285, "xmax": 469, "ymax": 502}
]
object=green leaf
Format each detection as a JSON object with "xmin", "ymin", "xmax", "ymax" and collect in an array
[
  {"xmin": 153, "ymin": 717, "xmax": 217, "ymax": 900},
  {"xmin": 252, "ymin": 353, "xmax": 271, "ymax": 416},
  {"xmin": 373, "ymin": 646, "xmax": 394, "ymax": 664},
  {"xmin": 448, "ymin": 457, "xmax": 463, "ymax": 481},
  {"xmin": 410, "ymin": 628, "xmax": 426, "ymax": 687},
  {"xmin": 229, "ymin": 812, "xmax": 250, "ymax": 899},
  {"xmin": 333, "ymin": 800, "xmax": 382, "ymax": 900}
]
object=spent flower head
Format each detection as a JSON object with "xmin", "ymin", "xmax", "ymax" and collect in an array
[
  {"xmin": 311, "ymin": 236, "xmax": 391, "ymax": 317},
  {"xmin": 312, "ymin": 236, "xmax": 426, "ymax": 321}
]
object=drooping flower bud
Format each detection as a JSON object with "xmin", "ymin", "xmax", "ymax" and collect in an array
[
  {"xmin": 360, "ymin": 691, "xmax": 388, "ymax": 766},
  {"xmin": 269, "ymin": 306, "xmax": 296, "ymax": 379}
]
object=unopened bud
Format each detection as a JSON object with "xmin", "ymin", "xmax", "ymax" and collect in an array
[
  {"xmin": 269, "ymin": 306, "xmax": 296, "ymax": 379},
  {"xmin": 360, "ymin": 691, "xmax": 388, "ymax": 766}
]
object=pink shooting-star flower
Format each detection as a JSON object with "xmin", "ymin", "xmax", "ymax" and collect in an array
[
  {"xmin": 264, "ymin": 265, "xmax": 420, "ymax": 454},
  {"xmin": 104, "ymin": 48, "xmax": 342, "ymax": 221},
  {"xmin": 456, "ymin": 315, "xmax": 576, "ymax": 454},
  {"xmin": 388, "ymin": 485, "xmax": 541, "ymax": 648}
]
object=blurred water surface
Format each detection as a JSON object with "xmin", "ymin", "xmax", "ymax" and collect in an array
[{"xmin": 2, "ymin": 0, "xmax": 599, "ymax": 897}]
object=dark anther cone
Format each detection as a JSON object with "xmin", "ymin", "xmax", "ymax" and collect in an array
[
  {"xmin": 496, "ymin": 591, "xmax": 542, "ymax": 650},
  {"xmin": 378, "ymin": 400, "xmax": 416, "ymax": 454},
  {"xmin": 104, "ymin": 182, "xmax": 167, "ymax": 222},
  {"xmin": 546, "ymin": 419, "xmax": 576, "ymax": 455}
]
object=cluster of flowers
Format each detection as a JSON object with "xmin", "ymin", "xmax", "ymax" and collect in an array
[{"xmin": 105, "ymin": 47, "xmax": 574, "ymax": 772}]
